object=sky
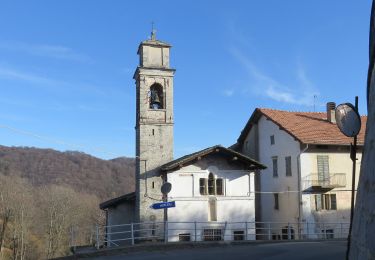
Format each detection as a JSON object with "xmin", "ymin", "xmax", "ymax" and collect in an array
[{"xmin": 0, "ymin": 1, "xmax": 372, "ymax": 160}]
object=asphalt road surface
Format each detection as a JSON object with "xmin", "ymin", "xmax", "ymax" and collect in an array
[{"xmin": 90, "ymin": 240, "xmax": 346, "ymax": 260}]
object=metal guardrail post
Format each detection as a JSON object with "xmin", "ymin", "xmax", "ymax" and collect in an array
[
  {"xmin": 224, "ymin": 221, "xmax": 227, "ymax": 240},
  {"xmin": 194, "ymin": 221, "xmax": 197, "ymax": 242},
  {"xmin": 245, "ymin": 222, "xmax": 248, "ymax": 240},
  {"xmin": 96, "ymin": 224, "xmax": 100, "ymax": 249},
  {"xmin": 164, "ymin": 221, "xmax": 168, "ymax": 243},
  {"xmin": 306, "ymin": 222, "xmax": 309, "ymax": 239},
  {"xmin": 131, "ymin": 223, "xmax": 134, "ymax": 245},
  {"xmin": 268, "ymin": 223, "xmax": 271, "ymax": 240}
]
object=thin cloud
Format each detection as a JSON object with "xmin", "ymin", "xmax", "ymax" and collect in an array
[
  {"xmin": 229, "ymin": 47, "xmax": 319, "ymax": 106},
  {"xmin": 0, "ymin": 42, "xmax": 94, "ymax": 63},
  {"xmin": 0, "ymin": 67, "xmax": 61, "ymax": 86},
  {"xmin": 222, "ymin": 89, "xmax": 234, "ymax": 97},
  {"xmin": 0, "ymin": 66, "xmax": 108, "ymax": 97}
]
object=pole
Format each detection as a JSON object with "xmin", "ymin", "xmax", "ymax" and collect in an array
[
  {"xmin": 131, "ymin": 223, "xmax": 134, "ymax": 245},
  {"xmin": 346, "ymin": 96, "xmax": 358, "ymax": 260},
  {"xmin": 194, "ymin": 221, "xmax": 197, "ymax": 242},
  {"xmin": 96, "ymin": 224, "xmax": 100, "ymax": 250}
]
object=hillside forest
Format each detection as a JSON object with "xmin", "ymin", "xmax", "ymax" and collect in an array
[{"xmin": 0, "ymin": 145, "xmax": 135, "ymax": 259}]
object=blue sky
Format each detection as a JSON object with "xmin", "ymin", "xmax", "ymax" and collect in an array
[{"xmin": 0, "ymin": 1, "xmax": 372, "ymax": 159}]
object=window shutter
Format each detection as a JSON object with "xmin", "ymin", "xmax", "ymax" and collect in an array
[
  {"xmin": 216, "ymin": 179, "xmax": 223, "ymax": 195},
  {"xmin": 285, "ymin": 156, "xmax": 292, "ymax": 176},
  {"xmin": 330, "ymin": 194, "xmax": 337, "ymax": 210},
  {"xmin": 272, "ymin": 157, "xmax": 278, "ymax": 177},
  {"xmin": 315, "ymin": 195, "xmax": 322, "ymax": 210},
  {"xmin": 317, "ymin": 155, "xmax": 329, "ymax": 182}
]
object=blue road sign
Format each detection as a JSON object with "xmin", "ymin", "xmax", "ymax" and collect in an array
[{"xmin": 150, "ymin": 201, "xmax": 176, "ymax": 210}]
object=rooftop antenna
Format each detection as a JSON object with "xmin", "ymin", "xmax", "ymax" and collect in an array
[{"xmin": 151, "ymin": 21, "xmax": 156, "ymax": 40}]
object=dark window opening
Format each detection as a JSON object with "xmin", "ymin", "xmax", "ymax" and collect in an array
[
  {"xmin": 152, "ymin": 181, "xmax": 155, "ymax": 189},
  {"xmin": 274, "ymin": 193, "xmax": 279, "ymax": 210},
  {"xmin": 270, "ymin": 135, "xmax": 275, "ymax": 145},
  {"xmin": 315, "ymin": 194, "xmax": 337, "ymax": 210},
  {"xmin": 281, "ymin": 226, "xmax": 295, "ymax": 240},
  {"xmin": 179, "ymin": 233, "xmax": 191, "ymax": 241},
  {"xmin": 233, "ymin": 230, "xmax": 245, "ymax": 240},
  {"xmin": 285, "ymin": 156, "xmax": 292, "ymax": 176},
  {"xmin": 203, "ymin": 229, "xmax": 222, "ymax": 241},
  {"xmin": 272, "ymin": 157, "xmax": 278, "ymax": 177},
  {"xmin": 322, "ymin": 229, "xmax": 334, "ymax": 239},
  {"xmin": 152, "ymin": 129, "xmax": 155, "ymax": 135},
  {"xmin": 199, "ymin": 178, "xmax": 207, "ymax": 195},
  {"xmin": 216, "ymin": 179, "xmax": 223, "ymax": 195}
]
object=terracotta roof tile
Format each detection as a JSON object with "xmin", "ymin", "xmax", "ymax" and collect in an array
[{"xmin": 239, "ymin": 108, "xmax": 366, "ymax": 146}]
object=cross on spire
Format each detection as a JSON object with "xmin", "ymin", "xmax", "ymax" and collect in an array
[{"xmin": 151, "ymin": 21, "xmax": 156, "ymax": 40}]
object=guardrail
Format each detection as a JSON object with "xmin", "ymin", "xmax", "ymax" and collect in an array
[{"xmin": 93, "ymin": 221, "xmax": 350, "ymax": 249}]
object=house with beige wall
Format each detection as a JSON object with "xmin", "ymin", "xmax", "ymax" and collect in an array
[{"xmin": 234, "ymin": 103, "xmax": 366, "ymax": 239}]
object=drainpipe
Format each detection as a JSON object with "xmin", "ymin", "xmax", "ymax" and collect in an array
[{"xmin": 297, "ymin": 144, "xmax": 309, "ymax": 238}]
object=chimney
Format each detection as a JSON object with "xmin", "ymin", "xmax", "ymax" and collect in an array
[{"xmin": 326, "ymin": 102, "xmax": 336, "ymax": 123}]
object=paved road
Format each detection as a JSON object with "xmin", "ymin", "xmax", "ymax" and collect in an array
[{"xmin": 90, "ymin": 241, "xmax": 346, "ymax": 260}]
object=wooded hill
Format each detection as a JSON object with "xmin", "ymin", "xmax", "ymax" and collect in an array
[
  {"xmin": 0, "ymin": 145, "xmax": 135, "ymax": 201},
  {"xmin": 0, "ymin": 145, "xmax": 135, "ymax": 259}
]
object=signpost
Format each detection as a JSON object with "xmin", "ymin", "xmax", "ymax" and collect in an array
[{"xmin": 150, "ymin": 201, "xmax": 176, "ymax": 210}]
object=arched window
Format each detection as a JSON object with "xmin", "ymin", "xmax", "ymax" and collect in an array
[
  {"xmin": 149, "ymin": 84, "xmax": 164, "ymax": 109},
  {"xmin": 208, "ymin": 173, "xmax": 215, "ymax": 195},
  {"xmin": 199, "ymin": 172, "xmax": 224, "ymax": 196}
]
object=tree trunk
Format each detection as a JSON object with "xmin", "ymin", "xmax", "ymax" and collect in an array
[{"xmin": 0, "ymin": 212, "xmax": 10, "ymax": 255}]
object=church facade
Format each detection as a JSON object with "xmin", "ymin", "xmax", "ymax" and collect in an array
[{"xmin": 99, "ymin": 32, "xmax": 266, "ymax": 244}]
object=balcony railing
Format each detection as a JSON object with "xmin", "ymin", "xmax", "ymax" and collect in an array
[{"xmin": 302, "ymin": 173, "xmax": 346, "ymax": 192}]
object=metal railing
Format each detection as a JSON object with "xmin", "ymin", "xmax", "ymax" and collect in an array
[
  {"xmin": 303, "ymin": 173, "xmax": 346, "ymax": 191},
  {"xmin": 94, "ymin": 221, "xmax": 350, "ymax": 249}
]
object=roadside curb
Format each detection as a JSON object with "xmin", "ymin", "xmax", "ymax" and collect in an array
[{"xmin": 53, "ymin": 239, "xmax": 346, "ymax": 259}]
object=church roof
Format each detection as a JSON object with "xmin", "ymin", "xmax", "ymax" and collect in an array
[
  {"xmin": 160, "ymin": 145, "xmax": 266, "ymax": 172},
  {"xmin": 99, "ymin": 192, "xmax": 135, "ymax": 210},
  {"xmin": 237, "ymin": 108, "xmax": 367, "ymax": 146}
]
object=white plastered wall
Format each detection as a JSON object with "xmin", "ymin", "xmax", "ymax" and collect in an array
[{"xmin": 164, "ymin": 157, "xmax": 256, "ymax": 241}]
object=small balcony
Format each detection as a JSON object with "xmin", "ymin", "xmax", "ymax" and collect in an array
[{"xmin": 302, "ymin": 173, "xmax": 346, "ymax": 193}]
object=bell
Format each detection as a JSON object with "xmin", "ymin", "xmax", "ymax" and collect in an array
[
  {"xmin": 151, "ymin": 90, "xmax": 161, "ymax": 109},
  {"xmin": 152, "ymin": 93, "xmax": 161, "ymax": 105}
]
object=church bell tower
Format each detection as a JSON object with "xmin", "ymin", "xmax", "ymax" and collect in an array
[{"xmin": 133, "ymin": 30, "xmax": 175, "ymax": 223}]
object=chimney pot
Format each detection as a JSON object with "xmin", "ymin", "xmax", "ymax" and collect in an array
[{"xmin": 326, "ymin": 102, "xmax": 336, "ymax": 123}]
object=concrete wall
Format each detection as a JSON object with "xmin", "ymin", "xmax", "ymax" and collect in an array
[
  {"xmin": 165, "ymin": 154, "xmax": 256, "ymax": 241},
  {"xmin": 106, "ymin": 202, "xmax": 135, "ymax": 246}
]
